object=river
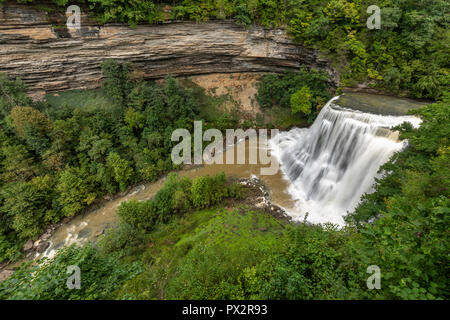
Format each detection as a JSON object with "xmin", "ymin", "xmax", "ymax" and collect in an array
[
  {"xmin": 36, "ymin": 92, "xmax": 425, "ymax": 260},
  {"xmin": 39, "ymin": 136, "xmax": 294, "ymax": 260}
]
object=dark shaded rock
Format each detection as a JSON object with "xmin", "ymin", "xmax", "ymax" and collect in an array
[
  {"xmin": 40, "ymin": 231, "xmax": 52, "ymax": 241},
  {"xmin": 94, "ymin": 229, "xmax": 104, "ymax": 237},
  {"xmin": 36, "ymin": 241, "xmax": 50, "ymax": 253},
  {"xmin": 23, "ymin": 239, "xmax": 33, "ymax": 251},
  {"xmin": 77, "ymin": 228, "xmax": 91, "ymax": 239}
]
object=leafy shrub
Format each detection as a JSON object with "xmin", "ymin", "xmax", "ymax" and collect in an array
[
  {"xmin": 98, "ymin": 222, "xmax": 148, "ymax": 256},
  {"xmin": 117, "ymin": 199, "xmax": 158, "ymax": 230},
  {"xmin": 106, "ymin": 152, "xmax": 133, "ymax": 192},
  {"xmin": 0, "ymin": 244, "xmax": 143, "ymax": 300},
  {"xmin": 290, "ymin": 86, "xmax": 312, "ymax": 116},
  {"xmin": 256, "ymin": 67, "xmax": 331, "ymax": 121},
  {"xmin": 190, "ymin": 172, "xmax": 228, "ymax": 209}
]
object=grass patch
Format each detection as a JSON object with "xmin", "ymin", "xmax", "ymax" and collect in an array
[
  {"xmin": 44, "ymin": 88, "xmax": 111, "ymax": 111},
  {"xmin": 116, "ymin": 207, "xmax": 287, "ymax": 299},
  {"xmin": 267, "ymin": 106, "xmax": 309, "ymax": 130}
]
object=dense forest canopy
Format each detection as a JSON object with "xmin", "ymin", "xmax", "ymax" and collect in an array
[{"xmin": 0, "ymin": 61, "xmax": 199, "ymax": 262}]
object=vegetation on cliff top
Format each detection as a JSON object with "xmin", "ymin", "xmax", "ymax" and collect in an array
[{"xmin": 256, "ymin": 67, "xmax": 332, "ymax": 123}]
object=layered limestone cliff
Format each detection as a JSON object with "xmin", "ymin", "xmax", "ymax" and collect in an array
[{"xmin": 0, "ymin": 3, "xmax": 336, "ymax": 99}]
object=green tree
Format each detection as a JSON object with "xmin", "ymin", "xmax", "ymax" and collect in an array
[
  {"xmin": 56, "ymin": 166, "xmax": 96, "ymax": 217},
  {"xmin": 0, "ymin": 73, "xmax": 32, "ymax": 118},
  {"xmin": 0, "ymin": 144, "xmax": 36, "ymax": 183},
  {"xmin": 0, "ymin": 176, "xmax": 55, "ymax": 239},
  {"xmin": 116, "ymin": 199, "xmax": 157, "ymax": 230},
  {"xmin": 106, "ymin": 152, "xmax": 133, "ymax": 192},
  {"xmin": 124, "ymin": 107, "xmax": 145, "ymax": 130},
  {"xmin": 100, "ymin": 59, "xmax": 133, "ymax": 106},
  {"xmin": 290, "ymin": 86, "xmax": 312, "ymax": 116},
  {"xmin": 190, "ymin": 172, "xmax": 228, "ymax": 209},
  {"xmin": 9, "ymin": 106, "xmax": 52, "ymax": 139}
]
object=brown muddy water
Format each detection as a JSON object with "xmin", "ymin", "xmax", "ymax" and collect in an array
[{"xmin": 38, "ymin": 136, "xmax": 294, "ymax": 260}]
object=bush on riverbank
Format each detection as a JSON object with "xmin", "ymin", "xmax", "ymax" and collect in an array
[
  {"xmin": 116, "ymin": 172, "xmax": 244, "ymax": 231},
  {"xmin": 0, "ymin": 244, "xmax": 143, "ymax": 300}
]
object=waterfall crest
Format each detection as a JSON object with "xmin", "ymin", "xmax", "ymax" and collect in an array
[{"xmin": 271, "ymin": 96, "xmax": 422, "ymax": 226}]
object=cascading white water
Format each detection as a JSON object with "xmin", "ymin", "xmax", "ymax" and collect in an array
[{"xmin": 271, "ymin": 96, "xmax": 422, "ymax": 226}]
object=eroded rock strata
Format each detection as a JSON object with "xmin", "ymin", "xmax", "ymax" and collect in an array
[{"xmin": 0, "ymin": 3, "xmax": 336, "ymax": 99}]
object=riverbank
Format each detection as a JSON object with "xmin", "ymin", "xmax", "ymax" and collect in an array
[{"xmin": 0, "ymin": 173, "xmax": 290, "ymax": 283}]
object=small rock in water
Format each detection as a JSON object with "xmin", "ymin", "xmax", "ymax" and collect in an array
[
  {"xmin": 94, "ymin": 229, "xmax": 104, "ymax": 237},
  {"xmin": 36, "ymin": 241, "xmax": 50, "ymax": 253},
  {"xmin": 41, "ymin": 232, "xmax": 52, "ymax": 241},
  {"xmin": 77, "ymin": 228, "xmax": 91, "ymax": 239},
  {"xmin": 23, "ymin": 239, "xmax": 33, "ymax": 251}
]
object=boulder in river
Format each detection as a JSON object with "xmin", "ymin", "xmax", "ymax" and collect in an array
[
  {"xmin": 23, "ymin": 239, "xmax": 33, "ymax": 251},
  {"xmin": 36, "ymin": 241, "xmax": 50, "ymax": 253}
]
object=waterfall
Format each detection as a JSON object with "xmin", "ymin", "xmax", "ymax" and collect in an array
[{"xmin": 271, "ymin": 96, "xmax": 422, "ymax": 226}]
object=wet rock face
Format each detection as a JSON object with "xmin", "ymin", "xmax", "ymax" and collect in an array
[
  {"xmin": 238, "ymin": 177, "xmax": 292, "ymax": 223},
  {"xmin": 0, "ymin": 3, "xmax": 336, "ymax": 99}
]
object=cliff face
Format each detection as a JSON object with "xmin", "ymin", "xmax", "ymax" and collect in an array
[{"xmin": 0, "ymin": 3, "xmax": 337, "ymax": 99}]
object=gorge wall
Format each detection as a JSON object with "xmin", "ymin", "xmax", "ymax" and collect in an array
[{"xmin": 0, "ymin": 3, "xmax": 337, "ymax": 100}]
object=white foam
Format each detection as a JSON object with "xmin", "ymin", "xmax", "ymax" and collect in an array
[{"xmin": 271, "ymin": 96, "xmax": 422, "ymax": 227}]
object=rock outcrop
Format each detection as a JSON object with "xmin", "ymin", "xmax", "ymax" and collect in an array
[{"xmin": 0, "ymin": 3, "xmax": 336, "ymax": 99}]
